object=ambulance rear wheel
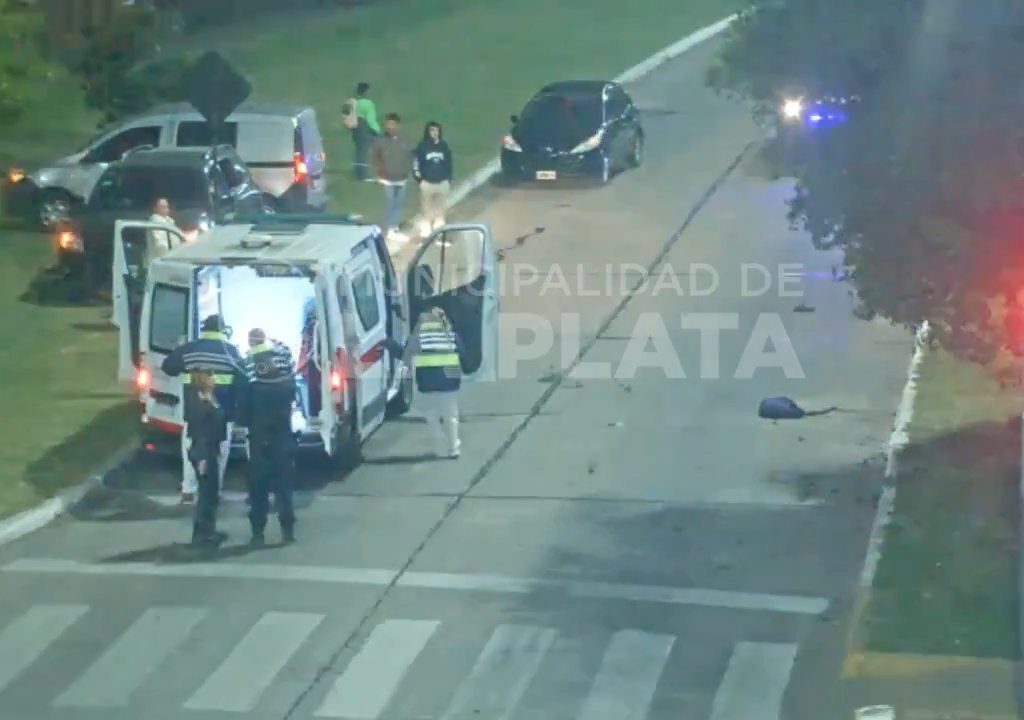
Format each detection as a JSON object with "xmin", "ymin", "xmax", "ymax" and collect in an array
[
  {"xmin": 385, "ymin": 374, "xmax": 414, "ymax": 418},
  {"xmin": 328, "ymin": 409, "xmax": 362, "ymax": 472}
]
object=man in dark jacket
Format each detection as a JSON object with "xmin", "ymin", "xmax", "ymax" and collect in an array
[
  {"xmin": 413, "ymin": 121, "xmax": 454, "ymax": 235},
  {"xmin": 162, "ymin": 314, "xmax": 247, "ymax": 504},
  {"xmin": 240, "ymin": 328, "xmax": 298, "ymax": 545},
  {"xmin": 388, "ymin": 306, "xmax": 464, "ymax": 459}
]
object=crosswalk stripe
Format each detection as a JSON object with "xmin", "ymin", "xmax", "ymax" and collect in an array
[
  {"xmin": 315, "ymin": 619, "xmax": 439, "ymax": 718},
  {"xmin": 0, "ymin": 604, "xmax": 88, "ymax": 693},
  {"xmin": 577, "ymin": 629, "xmax": 675, "ymax": 720},
  {"xmin": 709, "ymin": 642, "xmax": 798, "ymax": 720},
  {"xmin": 54, "ymin": 606, "xmax": 207, "ymax": 707},
  {"xmin": 441, "ymin": 624, "xmax": 557, "ymax": 720},
  {"xmin": 183, "ymin": 611, "xmax": 324, "ymax": 713}
]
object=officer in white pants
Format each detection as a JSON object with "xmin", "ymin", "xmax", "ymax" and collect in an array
[
  {"xmin": 162, "ymin": 314, "xmax": 246, "ymax": 504},
  {"xmin": 389, "ymin": 306, "xmax": 463, "ymax": 459}
]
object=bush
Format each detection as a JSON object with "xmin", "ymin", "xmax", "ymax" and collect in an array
[{"xmin": 0, "ymin": 0, "xmax": 52, "ymax": 127}]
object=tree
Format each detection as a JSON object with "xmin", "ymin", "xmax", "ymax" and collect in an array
[
  {"xmin": 0, "ymin": 0, "xmax": 52, "ymax": 125},
  {"xmin": 75, "ymin": 6, "xmax": 191, "ymax": 126},
  {"xmin": 708, "ymin": 0, "xmax": 1024, "ymax": 382}
]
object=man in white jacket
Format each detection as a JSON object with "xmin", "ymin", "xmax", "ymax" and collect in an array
[{"xmin": 147, "ymin": 197, "xmax": 180, "ymax": 261}]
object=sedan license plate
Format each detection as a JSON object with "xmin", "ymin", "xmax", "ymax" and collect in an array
[{"xmin": 535, "ymin": 170, "xmax": 557, "ymax": 180}]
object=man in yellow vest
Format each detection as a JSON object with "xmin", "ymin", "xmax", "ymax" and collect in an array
[{"xmin": 391, "ymin": 306, "xmax": 464, "ymax": 458}]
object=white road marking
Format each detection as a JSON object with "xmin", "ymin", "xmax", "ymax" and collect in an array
[
  {"xmin": 54, "ymin": 606, "xmax": 206, "ymax": 707},
  {"xmin": 0, "ymin": 604, "xmax": 88, "ymax": 693},
  {"xmin": 577, "ymin": 629, "xmax": 675, "ymax": 720},
  {"xmin": 2, "ymin": 558, "xmax": 830, "ymax": 615},
  {"xmin": 315, "ymin": 619, "xmax": 439, "ymax": 719},
  {"xmin": 440, "ymin": 624, "xmax": 557, "ymax": 720},
  {"xmin": 183, "ymin": 611, "xmax": 323, "ymax": 712},
  {"xmin": 709, "ymin": 642, "xmax": 798, "ymax": 720}
]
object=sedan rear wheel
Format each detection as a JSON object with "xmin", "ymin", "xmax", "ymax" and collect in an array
[{"xmin": 630, "ymin": 135, "xmax": 644, "ymax": 168}]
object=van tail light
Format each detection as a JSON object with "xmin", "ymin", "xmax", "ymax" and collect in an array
[
  {"xmin": 293, "ymin": 152, "xmax": 309, "ymax": 183},
  {"xmin": 136, "ymin": 367, "xmax": 151, "ymax": 389},
  {"xmin": 330, "ymin": 370, "xmax": 342, "ymax": 392}
]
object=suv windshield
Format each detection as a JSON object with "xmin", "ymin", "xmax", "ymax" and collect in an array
[{"xmin": 90, "ymin": 165, "xmax": 209, "ymax": 212}]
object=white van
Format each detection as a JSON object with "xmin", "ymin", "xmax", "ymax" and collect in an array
[
  {"xmin": 111, "ymin": 215, "xmax": 498, "ymax": 464},
  {"xmin": 24, "ymin": 102, "xmax": 327, "ymax": 228}
]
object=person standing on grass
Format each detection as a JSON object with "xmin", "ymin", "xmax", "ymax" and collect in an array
[
  {"xmin": 371, "ymin": 112, "xmax": 413, "ymax": 238},
  {"xmin": 344, "ymin": 82, "xmax": 381, "ymax": 181},
  {"xmin": 413, "ymin": 121, "xmax": 454, "ymax": 235}
]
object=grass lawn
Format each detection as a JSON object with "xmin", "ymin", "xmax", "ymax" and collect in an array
[
  {"xmin": 0, "ymin": 0, "xmax": 740, "ymax": 519},
  {"xmin": 864, "ymin": 348, "xmax": 1021, "ymax": 658}
]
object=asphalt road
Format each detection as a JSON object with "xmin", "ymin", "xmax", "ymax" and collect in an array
[{"xmin": 0, "ymin": 40, "xmax": 912, "ymax": 720}]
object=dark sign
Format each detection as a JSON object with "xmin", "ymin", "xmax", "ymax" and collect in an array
[{"xmin": 183, "ymin": 51, "xmax": 252, "ymax": 141}]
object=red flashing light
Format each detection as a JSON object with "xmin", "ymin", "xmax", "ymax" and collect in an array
[
  {"xmin": 136, "ymin": 367, "xmax": 151, "ymax": 389},
  {"xmin": 330, "ymin": 370, "xmax": 342, "ymax": 391},
  {"xmin": 294, "ymin": 152, "xmax": 309, "ymax": 183}
]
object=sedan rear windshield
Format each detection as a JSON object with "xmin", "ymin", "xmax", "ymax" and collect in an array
[
  {"xmin": 90, "ymin": 166, "xmax": 209, "ymax": 212},
  {"xmin": 518, "ymin": 92, "xmax": 603, "ymax": 135}
]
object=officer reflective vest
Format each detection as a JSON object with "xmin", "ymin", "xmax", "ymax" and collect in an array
[
  {"xmin": 242, "ymin": 340, "xmax": 296, "ymax": 435},
  {"xmin": 413, "ymin": 319, "xmax": 462, "ymax": 393},
  {"xmin": 161, "ymin": 330, "xmax": 246, "ymax": 417}
]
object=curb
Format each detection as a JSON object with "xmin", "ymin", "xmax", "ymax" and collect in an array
[
  {"xmin": 843, "ymin": 321, "xmax": 930, "ymax": 673},
  {"xmin": 0, "ymin": 444, "xmax": 136, "ymax": 548},
  {"xmin": 390, "ymin": 11, "xmax": 741, "ymax": 250}
]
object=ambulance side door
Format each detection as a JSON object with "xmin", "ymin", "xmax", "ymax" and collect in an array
[
  {"xmin": 341, "ymin": 242, "xmax": 390, "ymax": 437},
  {"xmin": 138, "ymin": 261, "xmax": 196, "ymax": 434},
  {"xmin": 405, "ymin": 224, "xmax": 499, "ymax": 382},
  {"xmin": 112, "ymin": 219, "xmax": 186, "ymax": 383}
]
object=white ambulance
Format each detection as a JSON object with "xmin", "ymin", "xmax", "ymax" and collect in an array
[{"xmin": 110, "ymin": 214, "xmax": 498, "ymax": 464}]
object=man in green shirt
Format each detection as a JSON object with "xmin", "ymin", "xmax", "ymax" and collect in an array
[{"xmin": 345, "ymin": 82, "xmax": 381, "ymax": 181}]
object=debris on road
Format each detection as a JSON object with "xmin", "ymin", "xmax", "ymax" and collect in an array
[
  {"xmin": 758, "ymin": 397, "xmax": 838, "ymax": 419},
  {"xmin": 793, "ymin": 302, "xmax": 816, "ymax": 312}
]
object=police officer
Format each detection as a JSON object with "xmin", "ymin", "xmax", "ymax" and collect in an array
[
  {"xmin": 161, "ymin": 314, "xmax": 247, "ymax": 543},
  {"xmin": 390, "ymin": 306, "xmax": 464, "ymax": 459},
  {"xmin": 241, "ymin": 328, "xmax": 298, "ymax": 546}
]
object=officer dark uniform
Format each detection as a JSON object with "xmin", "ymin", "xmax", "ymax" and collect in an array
[
  {"xmin": 161, "ymin": 314, "xmax": 247, "ymax": 544},
  {"xmin": 241, "ymin": 328, "xmax": 298, "ymax": 546}
]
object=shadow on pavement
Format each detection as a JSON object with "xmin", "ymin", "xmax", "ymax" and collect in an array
[
  {"xmin": 98, "ymin": 538, "xmax": 286, "ymax": 564},
  {"xmin": 24, "ymin": 401, "xmax": 137, "ymax": 500},
  {"xmin": 363, "ymin": 453, "xmax": 439, "ymax": 466}
]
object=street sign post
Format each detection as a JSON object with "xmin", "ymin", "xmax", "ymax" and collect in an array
[{"xmin": 182, "ymin": 51, "xmax": 252, "ymax": 148}]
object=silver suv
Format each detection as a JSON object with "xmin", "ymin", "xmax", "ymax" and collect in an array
[{"xmin": 12, "ymin": 102, "xmax": 327, "ymax": 228}]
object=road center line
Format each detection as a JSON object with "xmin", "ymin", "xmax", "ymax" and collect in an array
[{"xmin": 2, "ymin": 557, "xmax": 828, "ymax": 615}]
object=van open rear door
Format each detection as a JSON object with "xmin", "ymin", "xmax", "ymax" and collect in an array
[
  {"xmin": 405, "ymin": 224, "xmax": 499, "ymax": 381},
  {"xmin": 112, "ymin": 220, "xmax": 187, "ymax": 383},
  {"xmin": 314, "ymin": 271, "xmax": 340, "ymax": 453}
]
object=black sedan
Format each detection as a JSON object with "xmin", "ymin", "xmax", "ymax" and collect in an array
[
  {"xmin": 500, "ymin": 80, "xmax": 644, "ymax": 184},
  {"xmin": 56, "ymin": 146, "xmax": 265, "ymax": 287}
]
